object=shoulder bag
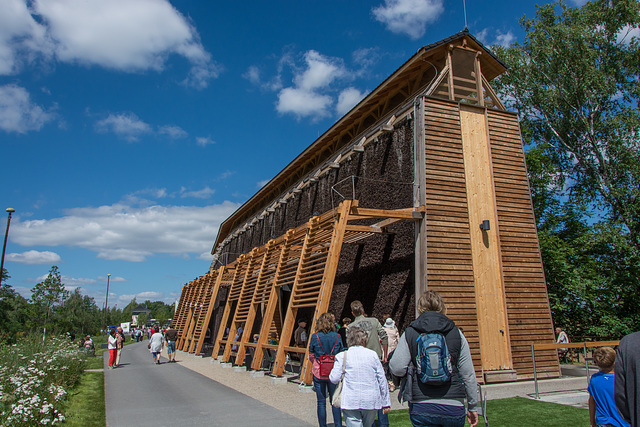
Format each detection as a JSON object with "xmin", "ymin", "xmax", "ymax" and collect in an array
[{"xmin": 331, "ymin": 349, "xmax": 347, "ymax": 408}]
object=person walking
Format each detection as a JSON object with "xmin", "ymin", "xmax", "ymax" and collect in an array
[
  {"xmin": 115, "ymin": 326, "xmax": 125, "ymax": 368},
  {"xmin": 309, "ymin": 313, "xmax": 344, "ymax": 427},
  {"xmin": 347, "ymin": 300, "xmax": 389, "ymax": 427},
  {"xmin": 615, "ymin": 331, "xmax": 640, "ymax": 427},
  {"xmin": 165, "ymin": 324, "xmax": 178, "ymax": 363},
  {"xmin": 148, "ymin": 326, "xmax": 165, "ymax": 365},
  {"xmin": 107, "ymin": 328, "xmax": 117, "ymax": 369},
  {"xmin": 390, "ymin": 290, "xmax": 478, "ymax": 427},
  {"xmin": 329, "ymin": 325, "xmax": 390, "ymax": 427},
  {"xmin": 556, "ymin": 326, "xmax": 570, "ymax": 363}
]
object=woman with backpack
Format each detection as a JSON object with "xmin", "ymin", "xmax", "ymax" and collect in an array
[
  {"xmin": 309, "ymin": 312, "xmax": 344, "ymax": 427},
  {"xmin": 389, "ymin": 290, "xmax": 478, "ymax": 427}
]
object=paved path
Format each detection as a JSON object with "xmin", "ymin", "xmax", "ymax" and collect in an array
[{"xmin": 104, "ymin": 341, "xmax": 305, "ymax": 427}]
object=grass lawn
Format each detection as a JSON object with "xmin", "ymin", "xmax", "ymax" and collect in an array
[
  {"xmin": 62, "ymin": 371, "xmax": 105, "ymax": 427},
  {"xmin": 386, "ymin": 397, "xmax": 589, "ymax": 426}
]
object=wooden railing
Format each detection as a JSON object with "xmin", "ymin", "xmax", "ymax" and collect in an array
[{"xmin": 531, "ymin": 340, "xmax": 620, "ymax": 399}]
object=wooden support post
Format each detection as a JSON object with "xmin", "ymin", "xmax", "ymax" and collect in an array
[
  {"xmin": 222, "ymin": 250, "xmax": 258, "ymax": 363},
  {"xmin": 272, "ymin": 217, "xmax": 320, "ymax": 376},
  {"xmin": 300, "ymin": 200, "xmax": 353, "ymax": 384},
  {"xmin": 195, "ymin": 267, "xmax": 225, "ymax": 355},
  {"xmin": 212, "ymin": 255, "xmax": 247, "ymax": 359},
  {"xmin": 251, "ymin": 232, "xmax": 294, "ymax": 371}
]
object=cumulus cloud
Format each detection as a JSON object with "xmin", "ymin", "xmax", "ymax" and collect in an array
[
  {"xmin": 0, "ymin": 84, "xmax": 55, "ymax": 133},
  {"xmin": 276, "ymin": 50, "xmax": 350, "ymax": 119},
  {"xmin": 7, "ymin": 250, "xmax": 61, "ymax": 265},
  {"xmin": 11, "ymin": 200, "xmax": 240, "ymax": 262},
  {"xmin": 0, "ymin": 0, "xmax": 219, "ymax": 88},
  {"xmin": 337, "ymin": 87, "xmax": 369, "ymax": 115},
  {"xmin": 95, "ymin": 112, "xmax": 152, "ymax": 141},
  {"xmin": 372, "ymin": 0, "xmax": 444, "ymax": 40}
]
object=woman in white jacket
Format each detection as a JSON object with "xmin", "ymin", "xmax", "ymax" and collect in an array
[{"xmin": 329, "ymin": 325, "xmax": 390, "ymax": 427}]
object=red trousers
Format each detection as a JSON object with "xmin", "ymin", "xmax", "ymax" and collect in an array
[{"xmin": 109, "ymin": 349, "xmax": 117, "ymax": 367}]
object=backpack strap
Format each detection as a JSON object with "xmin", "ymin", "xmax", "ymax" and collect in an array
[
  {"xmin": 330, "ymin": 334, "xmax": 339, "ymax": 354},
  {"xmin": 315, "ymin": 333, "xmax": 325, "ymax": 353}
]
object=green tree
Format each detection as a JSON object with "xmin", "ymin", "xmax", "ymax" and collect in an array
[
  {"xmin": 59, "ymin": 288, "xmax": 101, "ymax": 335},
  {"xmin": 31, "ymin": 266, "xmax": 69, "ymax": 338},
  {"xmin": 494, "ymin": 0, "xmax": 640, "ymax": 336}
]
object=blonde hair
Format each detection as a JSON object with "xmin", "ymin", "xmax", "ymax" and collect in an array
[
  {"xmin": 593, "ymin": 347, "xmax": 616, "ymax": 371},
  {"xmin": 417, "ymin": 290, "xmax": 446, "ymax": 315}
]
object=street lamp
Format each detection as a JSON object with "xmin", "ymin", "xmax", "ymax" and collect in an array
[
  {"xmin": 0, "ymin": 208, "xmax": 15, "ymax": 287},
  {"xmin": 103, "ymin": 274, "xmax": 111, "ymax": 329}
]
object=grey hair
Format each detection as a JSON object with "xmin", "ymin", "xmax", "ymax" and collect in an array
[{"xmin": 346, "ymin": 325, "xmax": 368, "ymax": 347}]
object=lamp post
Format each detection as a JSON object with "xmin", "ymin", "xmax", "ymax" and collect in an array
[
  {"xmin": 1, "ymin": 208, "xmax": 15, "ymax": 287},
  {"xmin": 103, "ymin": 274, "xmax": 111, "ymax": 329}
]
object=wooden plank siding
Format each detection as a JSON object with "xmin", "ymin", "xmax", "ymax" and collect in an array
[
  {"xmin": 486, "ymin": 109, "xmax": 559, "ymax": 379},
  {"xmin": 422, "ymin": 98, "xmax": 559, "ymax": 381},
  {"xmin": 423, "ymin": 98, "xmax": 483, "ymax": 378}
]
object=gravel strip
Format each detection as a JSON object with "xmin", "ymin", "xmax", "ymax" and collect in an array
[{"xmin": 166, "ymin": 349, "xmax": 407, "ymax": 425}]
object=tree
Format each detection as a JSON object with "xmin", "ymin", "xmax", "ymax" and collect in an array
[
  {"xmin": 31, "ymin": 266, "xmax": 69, "ymax": 338},
  {"xmin": 59, "ymin": 288, "xmax": 101, "ymax": 335},
  {"xmin": 493, "ymin": 0, "xmax": 640, "ymax": 336},
  {"xmin": 494, "ymin": 0, "xmax": 640, "ymax": 242}
]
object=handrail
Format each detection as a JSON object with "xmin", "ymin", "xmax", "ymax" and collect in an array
[{"xmin": 531, "ymin": 340, "xmax": 620, "ymax": 399}]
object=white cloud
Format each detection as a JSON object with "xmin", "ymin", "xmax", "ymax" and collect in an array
[
  {"xmin": 337, "ymin": 87, "xmax": 369, "ymax": 115},
  {"xmin": 0, "ymin": 0, "xmax": 219, "ymax": 88},
  {"xmin": 98, "ymin": 275, "xmax": 127, "ymax": 283},
  {"xmin": 277, "ymin": 87, "xmax": 333, "ymax": 119},
  {"xmin": 180, "ymin": 186, "xmax": 215, "ymax": 199},
  {"xmin": 477, "ymin": 28, "xmax": 517, "ymax": 48},
  {"xmin": 0, "ymin": 85, "xmax": 54, "ymax": 133},
  {"xmin": 95, "ymin": 112, "xmax": 152, "ymax": 141},
  {"xmin": 34, "ymin": 273, "xmax": 96, "ymax": 288},
  {"xmin": 11, "ymin": 200, "xmax": 240, "ymax": 262},
  {"xmin": 276, "ymin": 50, "xmax": 349, "ymax": 119},
  {"xmin": 257, "ymin": 179, "xmax": 269, "ymax": 188},
  {"xmin": 372, "ymin": 0, "xmax": 444, "ymax": 40},
  {"xmin": 158, "ymin": 125, "xmax": 188, "ymax": 139},
  {"xmin": 196, "ymin": 136, "xmax": 215, "ymax": 146},
  {"xmin": 117, "ymin": 291, "xmax": 167, "ymax": 305},
  {"xmin": 7, "ymin": 250, "xmax": 61, "ymax": 265},
  {"xmin": 0, "ymin": 0, "xmax": 51, "ymax": 75},
  {"xmin": 494, "ymin": 31, "xmax": 516, "ymax": 47}
]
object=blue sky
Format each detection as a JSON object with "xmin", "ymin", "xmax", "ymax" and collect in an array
[{"xmin": 0, "ymin": 0, "xmax": 588, "ymax": 308}]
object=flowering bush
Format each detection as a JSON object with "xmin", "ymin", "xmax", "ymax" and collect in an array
[{"xmin": 0, "ymin": 336, "xmax": 86, "ymax": 425}]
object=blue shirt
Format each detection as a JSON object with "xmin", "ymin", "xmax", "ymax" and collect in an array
[{"xmin": 588, "ymin": 372, "xmax": 630, "ymax": 427}]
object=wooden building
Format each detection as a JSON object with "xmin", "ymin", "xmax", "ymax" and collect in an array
[{"xmin": 174, "ymin": 30, "xmax": 560, "ymax": 384}]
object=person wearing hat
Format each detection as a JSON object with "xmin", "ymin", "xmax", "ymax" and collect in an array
[{"xmin": 294, "ymin": 319, "xmax": 308, "ymax": 347}]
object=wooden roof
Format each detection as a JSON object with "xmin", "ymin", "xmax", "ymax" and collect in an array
[{"xmin": 211, "ymin": 30, "xmax": 506, "ymax": 254}]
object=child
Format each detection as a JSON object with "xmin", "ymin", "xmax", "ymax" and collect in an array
[{"xmin": 588, "ymin": 346, "xmax": 629, "ymax": 427}]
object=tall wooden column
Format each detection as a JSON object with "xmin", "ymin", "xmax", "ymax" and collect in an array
[{"xmin": 460, "ymin": 105, "xmax": 514, "ymax": 382}]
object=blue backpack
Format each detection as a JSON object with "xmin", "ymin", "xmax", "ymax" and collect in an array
[{"xmin": 415, "ymin": 332, "xmax": 452, "ymax": 385}]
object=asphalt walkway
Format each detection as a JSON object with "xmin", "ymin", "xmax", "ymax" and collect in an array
[{"xmin": 103, "ymin": 341, "xmax": 305, "ymax": 427}]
